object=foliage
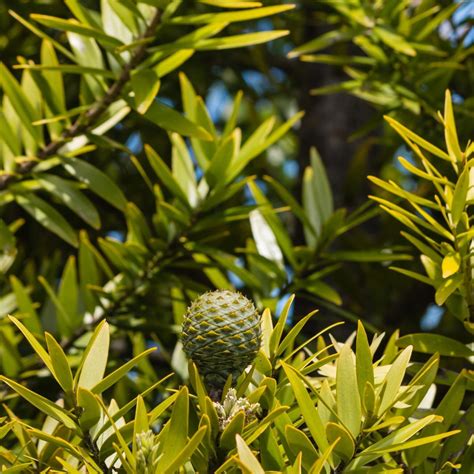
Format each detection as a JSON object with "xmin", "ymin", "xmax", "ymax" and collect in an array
[
  {"xmin": 290, "ymin": 0, "xmax": 474, "ymax": 141},
  {"xmin": 0, "ymin": 303, "xmax": 466, "ymax": 472},
  {"xmin": 0, "ymin": 1, "xmax": 472, "ymax": 473},
  {"xmin": 370, "ymin": 90, "xmax": 474, "ymax": 335}
]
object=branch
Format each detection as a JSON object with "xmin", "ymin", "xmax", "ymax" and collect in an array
[{"xmin": 0, "ymin": 9, "xmax": 162, "ymax": 190}]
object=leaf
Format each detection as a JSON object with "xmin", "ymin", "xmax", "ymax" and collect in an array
[
  {"xmin": 407, "ymin": 371, "xmax": 466, "ymax": 466},
  {"xmin": 435, "ymin": 274, "xmax": 462, "ymax": 305},
  {"xmin": 367, "ymin": 431, "xmax": 460, "ymax": 455},
  {"xmin": 15, "ymin": 63, "xmax": 116, "ymax": 78},
  {"xmin": 250, "ymin": 209, "xmax": 284, "ymax": 267},
  {"xmin": 451, "ymin": 165, "xmax": 469, "ymax": 225},
  {"xmin": 45, "ymin": 333, "xmax": 74, "ymax": 393},
  {"xmin": 326, "ymin": 422, "xmax": 355, "ymax": 461},
  {"xmin": 145, "ymin": 145, "xmax": 190, "ymax": 205},
  {"xmin": 235, "ymin": 434, "xmax": 265, "ymax": 474},
  {"xmin": 8, "ymin": 316, "xmax": 54, "ymax": 375},
  {"xmin": 38, "ymin": 174, "xmax": 101, "ymax": 230},
  {"xmin": 0, "ymin": 63, "xmax": 42, "ymax": 145},
  {"xmin": 141, "ymin": 100, "xmax": 212, "ymax": 140},
  {"xmin": 351, "ymin": 415, "xmax": 443, "ymax": 468},
  {"xmin": 164, "ymin": 426, "xmax": 208, "ymax": 473},
  {"xmin": 38, "ymin": 275, "xmax": 74, "ymax": 336},
  {"xmin": 289, "ymin": 30, "xmax": 353, "ymax": 58},
  {"xmin": 77, "ymin": 387, "xmax": 101, "ymax": 431},
  {"xmin": 77, "ymin": 320, "xmax": 110, "ymax": 390},
  {"xmin": 156, "ymin": 386, "xmax": 189, "ymax": 472},
  {"xmin": 281, "ymin": 362, "xmax": 329, "ymax": 452},
  {"xmin": 31, "ymin": 14, "xmax": 123, "ymax": 48},
  {"xmin": 58, "ymin": 256, "xmax": 80, "ymax": 327},
  {"xmin": 248, "ymin": 181, "xmax": 296, "ymax": 267},
  {"xmin": 220, "ymin": 411, "xmax": 245, "ymax": 450},
  {"xmin": 199, "ymin": 0, "xmax": 262, "ymax": 7},
  {"xmin": 444, "ymin": 90, "xmax": 463, "ymax": 162},
  {"xmin": 132, "ymin": 396, "xmax": 149, "ymax": 459},
  {"xmin": 373, "ymin": 27, "xmax": 416, "ymax": 56},
  {"xmin": 171, "ymin": 5, "xmax": 294, "ymax": 24},
  {"xmin": 0, "ymin": 376, "xmax": 77, "ymax": 429},
  {"xmin": 336, "ymin": 344, "xmax": 361, "ymax": 438},
  {"xmin": 195, "ymin": 30, "xmax": 290, "ymax": 50},
  {"xmin": 384, "ymin": 116, "xmax": 450, "ymax": 161},
  {"xmin": 378, "ymin": 346, "xmax": 412, "ymax": 415},
  {"xmin": 131, "ymin": 69, "xmax": 160, "ymax": 115},
  {"xmin": 396, "ymin": 334, "xmax": 473, "ymax": 358},
  {"xmin": 303, "ymin": 279, "xmax": 342, "ymax": 306},
  {"xmin": 91, "ymin": 348, "xmax": 156, "ymax": 394},
  {"xmin": 356, "ymin": 321, "xmax": 374, "ymax": 397},
  {"xmin": 285, "ymin": 425, "xmax": 318, "ymax": 470},
  {"xmin": 303, "ymin": 166, "xmax": 320, "ymax": 246},
  {"xmin": 171, "ymin": 133, "xmax": 198, "ymax": 207},
  {"xmin": 155, "ymin": 50, "xmax": 195, "ymax": 78},
  {"xmin": 441, "ymin": 253, "xmax": 460, "ymax": 278},
  {"xmin": 9, "ymin": 276, "xmax": 41, "ymax": 333},
  {"xmin": 9, "ymin": 10, "xmax": 77, "ymax": 62},
  {"xmin": 327, "ymin": 249, "xmax": 412, "ymax": 262},
  {"xmin": 269, "ymin": 294, "xmax": 295, "ymax": 357},
  {"xmin": 309, "ymin": 147, "xmax": 333, "ymax": 221},
  {"xmin": 206, "ymin": 130, "xmax": 239, "ymax": 187},
  {"xmin": 264, "ymin": 175, "xmax": 317, "ymax": 237},
  {"xmin": 309, "ymin": 437, "xmax": 339, "ymax": 473}
]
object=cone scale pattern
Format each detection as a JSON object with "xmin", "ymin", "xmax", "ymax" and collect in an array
[{"xmin": 181, "ymin": 290, "xmax": 261, "ymax": 389}]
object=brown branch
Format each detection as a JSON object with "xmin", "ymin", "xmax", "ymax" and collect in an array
[{"xmin": 0, "ymin": 9, "xmax": 162, "ymax": 190}]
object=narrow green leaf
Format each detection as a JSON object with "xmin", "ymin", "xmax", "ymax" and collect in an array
[
  {"xmin": 337, "ymin": 344, "xmax": 361, "ymax": 438},
  {"xmin": 38, "ymin": 275, "xmax": 74, "ymax": 336},
  {"xmin": 77, "ymin": 320, "xmax": 110, "ymax": 390},
  {"xmin": 282, "ymin": 362, "xmax": 329, "ymax": 452},
  {"xmin": 131, "ymin": 69, "xmax": 160, "ymax": 115},
  {"xmin": 378, "ymin": 346, "xmax": 412, "ymax": 415},
  {"xmin": 0, "ymin": 376, "xmax": 77, "ymax": 429},
  {"xmin": 77, "ymin": 387, "xmax": 101, "ymax": 430},
  {"xmin": 141, "ymin": 101, "xmax": 212, "ymax": 140},
  {"xmin": 171, "ymin": 5, "xmax": 294, "ymax": 24},
  {"xmin": 451, "ymin": 165, "xmax": 469, "ymax": 225},
  {"xmin": 385, "ymin": 116, "xmax": 450, "ymax": 161},
  {"xmin": 326, "ymin": 422, "xmax": 355, "ymax": 461},
  {"xmin": 164, "ymin": 426, "xmax": 207, "ymax": 473},
  {"xmin": 435, "ymin": 274, "xmax": 462, "ymax": 305},
  {"xmin": 31, "ymin": 14, "xmax": 123, "ymax": 48},
  {"xmin": 9, "ymin": 276, "xmax": 41, "ymax": 333},
  {"xmin": 91, "ymin": 348, "xmax": 156, "ymax": 394},
  {"xmin": 62, "ymin": 157, "xmax": 127, "ymax": 211},
  {"xmin": 441, "ymin": 253, "xmax": 460, "ymax": 278},
  {"xmin": 373, "ymin": 27, "xmax": 416, "ymax": 56},
  {"xmin": 45, "ymin": 333, "xmax": 74, "ymax": 393},
  {"xmin": 15, "ymin": 193, "xmax": 78, "ymax": 247},
  {"xmin": 235, "ymin": 434, "xmax": 265, "ymax": 474},
  {"xmin": 397, "ymin": 334, "xmax": 472, "ymax": 358},
  {"xmin": 285, "ymin": 425, "xmax": 318, "ymax": 470},
  {"xmin": 145, "ymin": 145, "xmax": 190, "ymax": 205},
  {"xmin": 356, "ymin": 321, "xmax": 374, "ymax": 397},
  {"xmin": 220, "ymin": 411, "xmax": 245, "ymax": 451},
  {"xmin": 8, "ymin": 316, "xmax": 54, "ymax": 375},
  {"xmin": 0, "ymin": 63, "xmax": 42, "ymax": 144},
  {"xmin": 444, "ymin": 90, "xmax": 463, "ymax": 162},
  {"xmin": 195, "ymin": 30, "xmax": 289, "ymax": 50},
  {"xmin": 156, "ymin": 386, "xmax": 189, "ymax": 472},
  {"xmin": 58, "ymin": 256, "xmax": 79, "ymax": 328},
  {"xmin": 37, "ymin": 173, "xmax": 100, "ymax": 229}
]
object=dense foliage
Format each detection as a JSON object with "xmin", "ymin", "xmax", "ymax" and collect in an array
[{"xmin": 0, "ymin": 1, "xmax": 472, "ymax": 473}]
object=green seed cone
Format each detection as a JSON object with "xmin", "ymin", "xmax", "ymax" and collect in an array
[{"xmin": 181, "ymin": 290, "xmax": 261, "ymax": 389}]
